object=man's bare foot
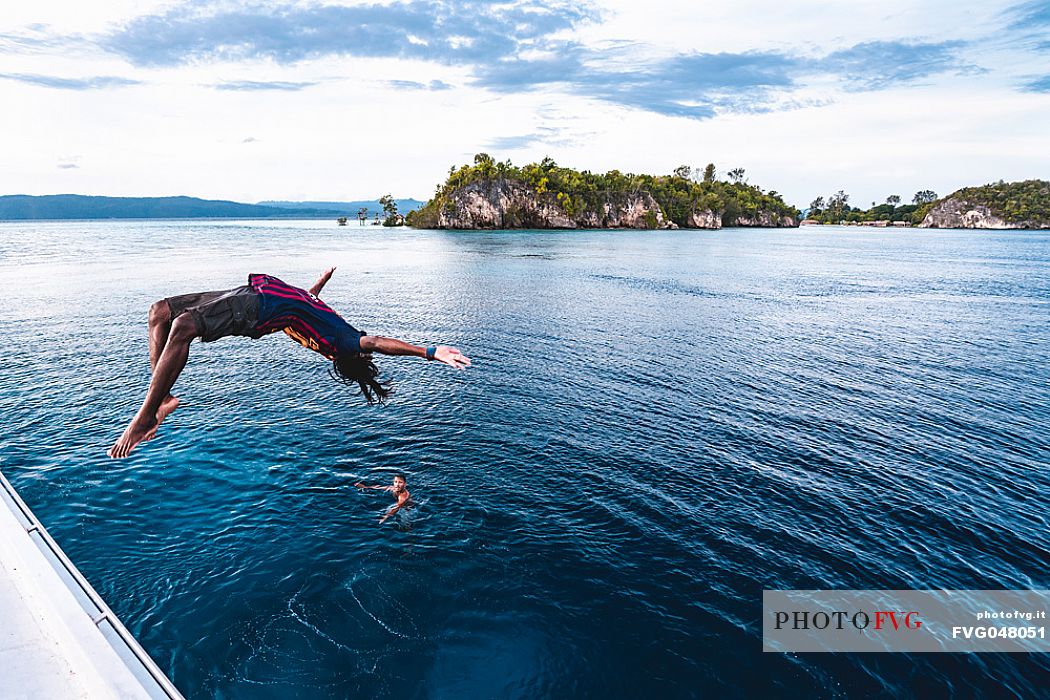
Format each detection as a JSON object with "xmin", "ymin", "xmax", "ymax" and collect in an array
[
  {"xmin": 108, "ymin": 414, "xmax": 158, "ymax": 458},
  {"xmin": 144, "ymin": 395, "xmax": 180, "ymax": 441}
]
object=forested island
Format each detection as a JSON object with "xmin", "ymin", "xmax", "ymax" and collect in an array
[
  {"xmin": 804, "ymin": 180, "xmax": 1050, "ymax": 229},
  {"xmin": 405, "ymin": 155, "xmax": 800, "ymax": 229},
  {"xmin": 919, "ymin": 180, "xmax": 1050, "ymax": 229},
  {"xmin": 804, "ymin": 190, "xmax": 937, "ymax": 225}
]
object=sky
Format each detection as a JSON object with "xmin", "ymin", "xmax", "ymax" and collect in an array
[{"xmin": 1, "ymin": 0, "xmax": 1048, "ymax": 207}]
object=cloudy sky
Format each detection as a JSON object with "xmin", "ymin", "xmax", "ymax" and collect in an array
[{"xmin": 1, "ymin": 0, "xmax": 1048, "ymax": 207}]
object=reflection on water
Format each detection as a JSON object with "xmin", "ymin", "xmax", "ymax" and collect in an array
[{"xmin": 1, "ymin": 220, "xmax": 1048, "ymax": 698}]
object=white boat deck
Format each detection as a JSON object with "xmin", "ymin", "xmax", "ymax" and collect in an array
[{"xmin": 0, "ymin": 471, "xmax": 183, "ymax": 700}]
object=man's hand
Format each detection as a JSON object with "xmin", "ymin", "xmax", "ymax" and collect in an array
[
  {"xmin": 433, "ymin": 346, "xmax": 471, "ymax": 370},
  {"xmin": 360, "ymin": 336, "xmax": 473, "ymax": 368}
]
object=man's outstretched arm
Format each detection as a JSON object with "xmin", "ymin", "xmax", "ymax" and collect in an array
[
  {"xmin": 308, "ymin": 266, "xmax": 337, "ymax": 298},
  {"xmin": 355, "ymin": 482, "xmax": 391, "ymax": 491},
  {"xmin": 360, "ymin": 336, "xmax": 472, "ymax": 369}
]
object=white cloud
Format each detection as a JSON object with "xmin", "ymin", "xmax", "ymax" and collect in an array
[{"xmin": 0, "ymin": 0, "xmax": 1047, "ymax": 206}]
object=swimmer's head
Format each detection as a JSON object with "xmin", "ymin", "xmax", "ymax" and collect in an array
[
  {"xmin": 330, "ymin": 351, "xmax": 392, "ymax": 405},
  {"xmin": 392, "ymin": 474, "xmax": 407, "ymax": 491}
]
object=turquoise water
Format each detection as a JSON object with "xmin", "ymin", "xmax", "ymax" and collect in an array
[{"xmin": 1, "ymin": 220, "xmax": 1048, "ymax": 698}]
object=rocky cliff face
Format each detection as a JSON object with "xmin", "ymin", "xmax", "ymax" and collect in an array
[
  {"xmin": 426, "ymin": 179, "xmax": 797, "ymax": 230},
  {"xmin": 919, "ymin": 198, "xmax": 1046, "ymax": 229},
  {"xmin": 687, "ymin": 209, "xmax": 721, "ymax": 228},
  {"xmin": 434, "ymin": 180, "xmax": 675, "ymax": 229},
  {"xmin": 730, "ymin": 211, "xmax": 799, "ymax": 227}
]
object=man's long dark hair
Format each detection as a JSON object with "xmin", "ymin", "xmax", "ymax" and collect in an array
[{"xmin": 330, "ymin": 352, "xmax": 392, "ymax": 404}]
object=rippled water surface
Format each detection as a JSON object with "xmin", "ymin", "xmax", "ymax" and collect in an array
[{"xmin": 1, "ymin": 220, "xmax": 1048, "ymax": 698}]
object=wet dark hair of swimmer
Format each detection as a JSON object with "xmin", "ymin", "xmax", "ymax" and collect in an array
[{"xmin": 330, "ymin": 352, "xmax": 392, "ymax": 405}]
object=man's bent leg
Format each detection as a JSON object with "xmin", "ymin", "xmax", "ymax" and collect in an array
[
  {"xmin": 109, "ymin": 314, "xmax": 198, "ymax": 458},
  {"xmin": 145, "ymin": 300, "xmax": 181, "ymax": 439},
  {"xmin": 148, "ymin": 300, "xmax": 172, "ymax": 370}
]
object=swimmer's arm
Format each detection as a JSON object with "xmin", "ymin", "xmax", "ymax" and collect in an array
[
  {"xmin": 360, "ymin": 336, "xmax": 471, "ymax": 369},
  {"xmin": 355, "ymin": 482, "xmax": 392, "ymax": 491},
  {"xmin": 308, "ymin": 266, "xmax": 336, "ymax": 298},
  {"xmin": 379, "ymin": 492, "xmax": 410, "ymax": 523}
]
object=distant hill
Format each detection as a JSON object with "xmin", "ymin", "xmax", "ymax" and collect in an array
[
  {"xmin": 259, "ymin": 199, "xmax": 425, "ymax": 216},
  {"xmin": 0, "ymin": 195, "xmax": 338, "ymax": 220}
]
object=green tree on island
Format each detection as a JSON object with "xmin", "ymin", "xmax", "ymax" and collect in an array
[
  {"xmin": 825, "ymin": 190, "xmax": 850, "ymax": 221},
  {"xmin": 703, "ymin": 163, "xmax": 716, "ymax": 183},
  {"xmin": 913, "ymin": 190, "xmax": 938, "ymax": 205},
  {"xmin": 379, "ymin": 194, "xmax": 403, "ymax": 226},
  {"xmin": 472, "ymin": 152, "xmax": 497, "ymax": 178}
]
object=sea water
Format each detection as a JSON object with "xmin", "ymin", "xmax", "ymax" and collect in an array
[{"xmin": 0, "ymin": 220, "xmax": 1047, "ymax": 698}]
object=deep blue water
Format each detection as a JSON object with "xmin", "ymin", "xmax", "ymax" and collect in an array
[{"xmin": 1, "ymin": 220, "xmax": 1048, "ymax": 698}]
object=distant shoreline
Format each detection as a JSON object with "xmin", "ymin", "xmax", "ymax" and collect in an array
[
  {"xmin": 0, "ymin": 194, "xmax": 423, "ymax": 222},
  {"xmin": 0, "ymin": 215, "xmax": 337, "ymax": 223},
  {"xmin": 3, "ymin": 218, "xmax": 1045, "ymax": 232}
]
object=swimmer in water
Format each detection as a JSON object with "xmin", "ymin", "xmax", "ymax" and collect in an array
[{"xmin": 356, "ymin": 473, "xmax": 412, "ymax": 524}]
